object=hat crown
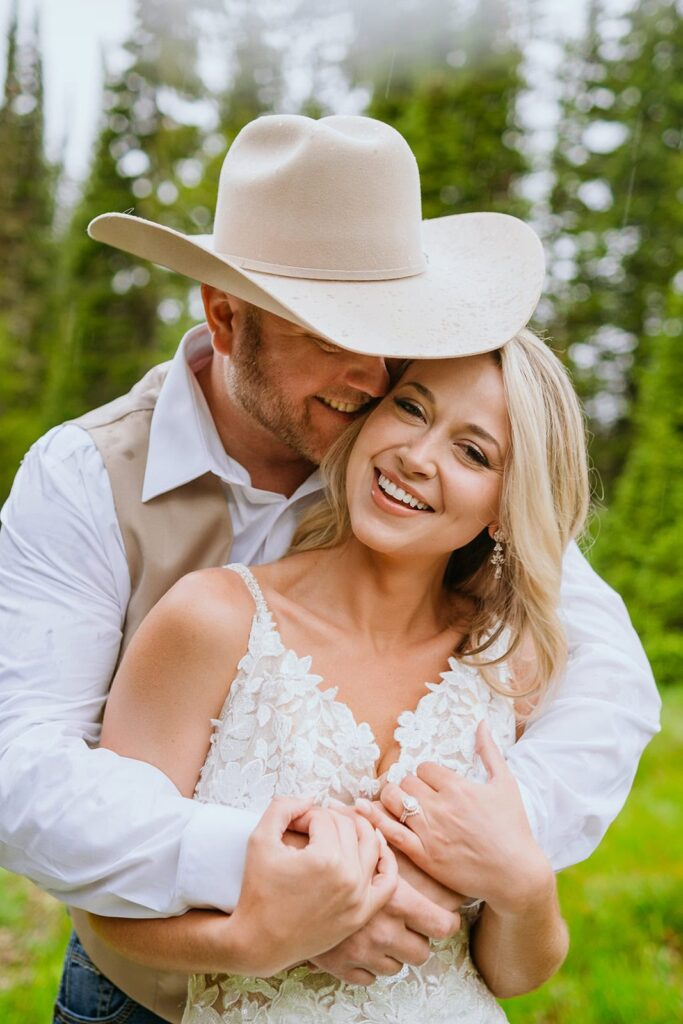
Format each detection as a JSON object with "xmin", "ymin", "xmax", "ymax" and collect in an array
[
  {"xmin": 87, "ymin": 112, "xmax": 546, "ymax": 359},
  {"xmin": 212, "ymin": 114, "xmax": 427, "ymax": 281}
]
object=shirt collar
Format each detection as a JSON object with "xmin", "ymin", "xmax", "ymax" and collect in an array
[{"xmin": 142, "ymin": 324, "xmax": 323, "ymax": 503}]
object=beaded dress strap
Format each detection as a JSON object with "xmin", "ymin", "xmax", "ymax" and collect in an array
[{"xmin": 225, "ymin": 563, "xmax": 270, "ymax": 620}]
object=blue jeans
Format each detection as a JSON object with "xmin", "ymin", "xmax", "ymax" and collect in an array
[{"xmin": 54, "ymin": 932, "xmax": 168, "ymax": 1024}]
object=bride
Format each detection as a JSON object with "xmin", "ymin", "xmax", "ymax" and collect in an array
[{"xmin": 88, "ymin": 326, "xmax": 588, "ymax": 1022}]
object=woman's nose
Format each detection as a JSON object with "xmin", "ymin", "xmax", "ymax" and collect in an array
[{"xmin": 398, "ymin": 437, "xmax": 438, "ymax": 478}]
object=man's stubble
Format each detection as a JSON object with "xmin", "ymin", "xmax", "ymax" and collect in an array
[{"xmin": 227, "ymin": 306, "xmax": 323, "ymax": 466}]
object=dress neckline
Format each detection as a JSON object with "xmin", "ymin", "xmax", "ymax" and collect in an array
[{"xmin": 226, "ymin": 562, "xmax": 467, "ymax": 783}]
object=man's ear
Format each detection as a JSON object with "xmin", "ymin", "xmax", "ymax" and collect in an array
[{"xmin": 201, "ymin": 284, "xmax": 237, "ymax": 355}]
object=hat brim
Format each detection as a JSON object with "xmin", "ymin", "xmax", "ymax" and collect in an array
[{"xmin": 88, "ymin": 211, "xmax": 544, "ymax": 359}]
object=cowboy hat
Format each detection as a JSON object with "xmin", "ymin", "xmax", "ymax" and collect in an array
[{"xmin": 88, "ymin": 114, "xmax": 545, "ymax": 359}]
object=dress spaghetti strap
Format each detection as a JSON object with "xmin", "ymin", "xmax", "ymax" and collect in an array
[{"xmin": 224, "ymin": 563, "xmax": 271, "ymax": 621}]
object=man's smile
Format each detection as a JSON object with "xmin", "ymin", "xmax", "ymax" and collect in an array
[{"xmin": 316, "ymin": 395, "xmax": 374, "ymax": 416}]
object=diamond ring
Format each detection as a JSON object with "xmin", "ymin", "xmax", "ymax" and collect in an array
[{"xmin": 399, "ymin": 794, "xmax": 422, "ymax": 824}]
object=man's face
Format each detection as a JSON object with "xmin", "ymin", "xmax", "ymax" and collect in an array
[{"xmin": 227, "ymin": 304, "xmax": 393, "ymax": 464}]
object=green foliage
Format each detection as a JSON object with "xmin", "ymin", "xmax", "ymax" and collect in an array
[
  {"xmin": 0, "ymin": 3, "xmax": 55, "ymax": 341},
  {"xmin": 364, "ymin": 0, "xmax": 530, "ymax": 220},
  {"xmin": 590, "ymin": 291, "xmax": 683, "ymax": 688},
  {"xmin": 0, "ymin": 0, "xmax": 679, "ymax": 682},
  {"xmin": 344, "ymin": 0, "xmax": 461, "ymax": 85},
  {"xmin": 186, "ymin": 2, "xmax": 284, "ymax": 255},
  {"xmin": 547, "ymin": 0, "xmax": 683, "ymax": 488},
  {"xmin": 0, "ymin": 2, "xmax": 57, "ymax": 499},
  {"xmin": 42, "ymin": 0, "xmax": 287, "ymax": 429},
  {"xmin": 47, "ymin": 0, "xmax": 215, "ymax": 422},
  {"xmin": 0, "ymin": 869, "xmax": 70, "ymax": 1019},
  {"xmin": 502, "ymin": 686, "xmax": 683, "ymax": 1022}
]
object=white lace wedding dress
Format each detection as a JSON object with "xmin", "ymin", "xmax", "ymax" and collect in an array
[{"xmin": 182, "ymin": 564, "xmax": 515, "ymax": 1024}]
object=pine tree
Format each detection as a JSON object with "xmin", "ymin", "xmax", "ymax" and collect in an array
[
  {"xmin": 0, "ymin": 2, "xmax": 56, "ymax": 501},
  {"xmin": 363, "ymin": 0, "xmax": 531, "ymax": 220},
  {"xmin": 548, "ymin": 0, "xmax": 683, "ymax": 488},
  {"xmin": 591, "ymin": 288, "xmax": 683, "ymax": 687},
  {"xmin": 345, "ymin": 0, "xmax": 459, "ymax": 87},
  {"xmin": 221, "ymin": 3, "xmax": 283, "ymax": 128},
  {"xmin": 49, "ymin": 0, "xmax": 218, "ymax": 421},
  {"xmin": 192, "ymin": 1, "xmax": 284, "ymax": 217}
]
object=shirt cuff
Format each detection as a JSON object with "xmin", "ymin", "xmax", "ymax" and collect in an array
[{"xmin": 176, "ymin": 802, "xmax": 261, "ymax": 913}]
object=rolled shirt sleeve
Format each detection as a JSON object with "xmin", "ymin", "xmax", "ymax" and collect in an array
[
  {"xmin": 0, "ymin": 426, "xmax": 258, "ymax": 917},
  {"xmin": 507, "ymin": 541, "xmax": 661, "ymax": 871}
]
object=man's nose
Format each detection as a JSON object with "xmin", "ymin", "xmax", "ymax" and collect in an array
[{"xmin": 341, "ymin": 353, "xmax": 391, "ymax": 398}]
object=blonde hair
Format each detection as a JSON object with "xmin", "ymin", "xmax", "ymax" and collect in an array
[{"xmin": 291, "ymin": 329, "xmax": 590, "ymax": 707}]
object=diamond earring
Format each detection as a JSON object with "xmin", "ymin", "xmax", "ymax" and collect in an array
[{"xmin": 490, "ymin": 529, "xmax": 505, "ymax": 579}]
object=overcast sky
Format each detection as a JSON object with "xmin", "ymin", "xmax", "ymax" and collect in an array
[{"xmin": 0, "ymin": 0, "xmax": 636, "ymax": 180}]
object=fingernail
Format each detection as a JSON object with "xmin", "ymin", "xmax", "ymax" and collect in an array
[{"xmin": 355, "ymin": 798, "xmax": 373, "ymax": 813}]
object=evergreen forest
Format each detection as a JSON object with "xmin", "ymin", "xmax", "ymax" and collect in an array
[{"xmin": 0, "ymin": 0, "xmax": 681, "ymax": 689}]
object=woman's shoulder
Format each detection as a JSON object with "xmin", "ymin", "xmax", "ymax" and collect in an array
[{"xmin": 141, "ymin": 565, "xmax": 258, "ymax": 659}]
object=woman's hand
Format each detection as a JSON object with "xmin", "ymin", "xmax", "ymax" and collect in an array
[
  {"xmin": 356, "ymin": 722, "xmax": 553, "ymax": 917},
  {"xmin": 307, "ymin": 844, "xmax": 464, "ymax": 985},
  {"xmin": 227, "ymin": 795, "xmax": 398, "ymax": 977}
]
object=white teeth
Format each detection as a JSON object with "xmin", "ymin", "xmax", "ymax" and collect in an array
[
  {"xmin": 319, "ymin": 396, "xmax": 367, "ymax": 413},
  {"xmin": 377, "ymin": 473, "xmax": 430, "ymax": 510}
]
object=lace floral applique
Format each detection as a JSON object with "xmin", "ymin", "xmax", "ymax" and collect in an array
[
  {"xmin": 185, "ymin": 566, "xmax": 513, "ymax": 1024},
  {"xmin": 195, "ymin": 605, "xmax": 380, "ymax": 812},
  {"xmin": 387, "ymin": 652, "xmax": 516, "ymax": 787}
]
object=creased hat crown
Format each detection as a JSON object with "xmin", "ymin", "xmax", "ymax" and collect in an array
[
  {"xmin": 87, "ymin": 113, "xmax": 546, "ymax": 359},
  {"xmin": 212, "ymin": 114, "xmax": 427, "ymax": 280}
]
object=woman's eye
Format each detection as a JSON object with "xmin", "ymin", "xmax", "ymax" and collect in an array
[
  {"xmin": 394, "ymin": 397, "xmax": 424, "ymax": 419},
  {"xmin": 460, "ymin": 444, "xmax": 489, "ymax": 467}
]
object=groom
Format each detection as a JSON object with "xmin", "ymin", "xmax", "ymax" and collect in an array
[{"xmin": 0, "ymin": 115, "xmax": 659, "ymax": 1023}]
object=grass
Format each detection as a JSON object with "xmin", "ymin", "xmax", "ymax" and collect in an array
[
  {"xmin": 1, "ymin": 689, "xmax": 681, "ymax": 1022},
  {"xmin": 501, "ymin": 685, "xmax": 683, "ymax": 1023},
  {"xmin": 0, "ymin": 869, "xmax": 70, "ymax": 1019}
]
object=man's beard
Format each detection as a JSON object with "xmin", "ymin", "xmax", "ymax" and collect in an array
[{"xmin": 229, "ymin": 309, "xmax": 322, "ymax": 465}]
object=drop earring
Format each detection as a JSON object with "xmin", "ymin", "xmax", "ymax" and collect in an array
[{"xmin": 490, "ymin": 529, "xmax": 505, "ymax": 579}]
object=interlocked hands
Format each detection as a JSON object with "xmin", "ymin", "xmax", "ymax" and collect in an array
[
  {"xmin": 233, "ymin": 723, "xmax": 552, "ymax": 984},
  {"xmin": 355, "ymin": 721, "xmax": 554, "ymax": 918},
  {"xmin": 230, "ymin": 796, "xmax": 397, "ymax": 977}
]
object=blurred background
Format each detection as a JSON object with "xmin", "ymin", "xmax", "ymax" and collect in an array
[{"xmin": 0, "ymin": 0, "xmax": 680, "ymax": 1019}]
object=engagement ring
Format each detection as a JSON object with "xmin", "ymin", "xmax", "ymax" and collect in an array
[{"xmin": 399, "ymin": 794, "xmax": 422, "ymax": 824}]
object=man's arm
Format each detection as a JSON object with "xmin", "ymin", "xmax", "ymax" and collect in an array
[
  {"xmin": 0, "ymin": 428, "xmax": 457, "ymax": 987},
  {"xmin": 507, "ymin": 541, "xmax": 661, "ymax": 870},
  {"xmin": 0, "ymin": 427, "xmax": 258, "ymax": 917},
  {"xmin": 88, "ymin": 800, "xmax": 398, "ymax": 978}
]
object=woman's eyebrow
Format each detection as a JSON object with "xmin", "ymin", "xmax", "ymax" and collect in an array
[
  {"xmin": 403, "ymin": 381, "xmax": 435, "ymax": 402},
  {"xmin": 403, "ymin": 381, "xmax": 503, "ymax": 456},
  {"xmin": 463, "ymin": 423, "xmax": 503, "ymax": 457}
]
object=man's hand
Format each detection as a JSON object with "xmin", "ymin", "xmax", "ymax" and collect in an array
[
  {"xmin": 357, "ymin": 723, "xmax": 553, "ymax": 917},
  {"xmin": 230, "ymin": 797, "xmax": 398, "ymax": 976},
  {"xmin": 308, "ymin": 848, "xmax": 463, "ymax": 985}
]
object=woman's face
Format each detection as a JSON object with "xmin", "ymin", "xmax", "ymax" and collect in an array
[{"xmin": 345, "ymin": 355, "xmax": 510, "ymax": 563}]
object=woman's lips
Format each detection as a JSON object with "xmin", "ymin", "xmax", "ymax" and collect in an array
[{"xmin": 370, "ymin": 469, "xmax": 433, "ymax": 517}]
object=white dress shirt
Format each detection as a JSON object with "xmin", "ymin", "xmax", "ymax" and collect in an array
[{"xmin": 0, "ymin": 325, "xmax": 661, "ymax": 918}]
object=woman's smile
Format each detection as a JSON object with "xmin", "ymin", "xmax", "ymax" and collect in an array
[
  {"xmin": 346, "ymin": 355, "xmax": 510, "ymax": 558},
  {"xmin": 371, "ymin": 468, "xmax": 435, "ymax": 515}
]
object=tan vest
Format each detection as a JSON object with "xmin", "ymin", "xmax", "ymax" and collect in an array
[{"xmin": 69, "ymin": 363, "xmax": 233, "ymax": 1022}]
